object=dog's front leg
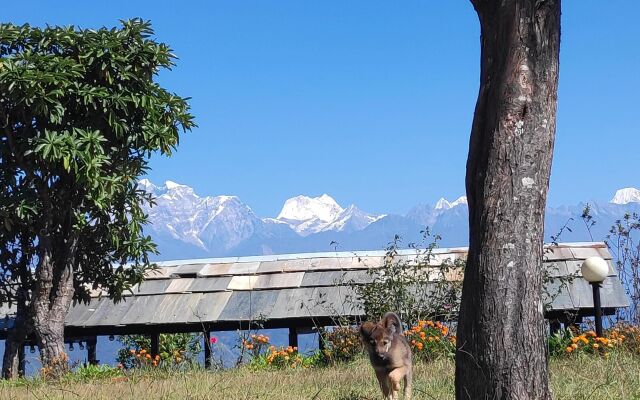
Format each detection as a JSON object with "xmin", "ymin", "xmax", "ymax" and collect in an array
[
  {"xmin": 375, "ymin": 370, "xmax": 391, "ymax": 400},
  {"xmin": 388, "ymin": 367, "xmax": 409, "ymax": 400},
  {"xmin": 403, "ymin": 368, "xmax": 413, "ymax": 400}
]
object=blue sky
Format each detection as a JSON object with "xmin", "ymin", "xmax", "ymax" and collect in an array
[{"xmin": 5, "ymin": 1, "xmax": 640, "ymax": 216}]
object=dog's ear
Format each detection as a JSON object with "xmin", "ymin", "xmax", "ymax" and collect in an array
[
  {"xmin": 359, "ymin": 321, "xmax": 376, "ymax": 339},
  {"xmin": 381, "ymin": 312, "xmax": 403, "ymax": 335}
]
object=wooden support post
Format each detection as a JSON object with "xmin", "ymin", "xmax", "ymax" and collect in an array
[
  {"xmin": 203, "ymin": 331, "xmax": 212, "ymax": 369},
  {"xmin": 549, "ymin": 320, "xmax": 561, "ymax": 335},
  {"xmin": 150, "ymin": 333, "xmax": 160, "ymax": 359},
  {"xmin": 288, "ymin": 327, "xmax": 298, "ymax": 349},
  {"xmin": 87, "ymin": 336, "xmax": 98, "ymax": 365},
  {"xmin": 18, "ymin": 345, "xmax": 25, "ymax": 377},
  {"xmin": 318, "ymin": 327, "xmax": 325, "ymax": 351}
]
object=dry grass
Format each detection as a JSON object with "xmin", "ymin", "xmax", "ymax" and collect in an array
[{"xmin": 2, "ymin": 353, "xmax": 640, "ymax": 399}]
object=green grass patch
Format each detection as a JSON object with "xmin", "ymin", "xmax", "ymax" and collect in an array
[{"xmin": 2, "ymin": 353, "xmax": 640, "ymax": 399}]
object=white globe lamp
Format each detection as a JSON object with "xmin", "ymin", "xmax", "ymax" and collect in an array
[{"xmin": 581, "ymin": 256, "xmax": 609, "ymax": 283}]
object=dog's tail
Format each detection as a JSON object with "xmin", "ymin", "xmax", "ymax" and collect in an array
[{"xmin": 381, "ymin": 312, "xmax": 403, "ymax": 335}]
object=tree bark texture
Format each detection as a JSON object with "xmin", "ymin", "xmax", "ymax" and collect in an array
[
  {"xmin": 456, "ymin": 1, "xmax": 560, "ymax": 399},
  {"xmin": 30, "ymin": 232, "xmax": 76, "ymax": 377},
  {"xmin": 2, "ymin": 289, "xmax": 32, "ymax": 379}
]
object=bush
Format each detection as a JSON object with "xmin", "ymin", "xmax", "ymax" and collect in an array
[
  {"xmin": 72, "ymin": 364, "xmax": 123, "ymax": 380},
  {"xmin": 606, "ymin": 212, "xmax": 640, "ymax": 323},
  {"xmin": 608, "ymin": 323, "xmax": 638, "ymax": 355},
  {"xmin": 549, "ymin": 327, "xmax": 624, "ymax": 357},
  {"xmin": 117, "ymin": 333, "xmax": 201, "ymax": 369},
  {"xmin": 404, "ymin": 320, "xmax": 456, "ymax": 361},
  {"xmin": 321, "ymin": 326, "xmax": 362, "ymax": 364},
  {"xmin": 240, "ymin": 333, "xmax": 271, "ymax": 360},
  {"xmin": 241, "ymin": 334, "xmax": 319, "ymax": 369},
  {"xmin": 264, "ymin": 346, "xmax": 300, "ymax": 368},
  {"xmin": 353, "ymin": 232, "xmax": 465, "ymax": 326},
  {"xmin": 548, "ymin": 327, "xmax": 574, "ymax": 357}
]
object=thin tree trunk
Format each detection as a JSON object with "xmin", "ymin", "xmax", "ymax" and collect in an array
[
  {"xmin": 456, "ymin": 1, "xmax": 560, "ymax": 399},
  {"xmin": 2, "ymin": 289, "xmax": 32, "ymax": 379}
]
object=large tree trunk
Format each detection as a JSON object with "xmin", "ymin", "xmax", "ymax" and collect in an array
[
  {"xmin": 456, "ymin": 1, "xmax": 560, "ymax": 399},
  {"xmin": 30, "ymin": 233, "xmax": 76, "ymax": 378},
  {"xmin": 2, "ymin": 289, "xmax": 32, "ymax": 379}
]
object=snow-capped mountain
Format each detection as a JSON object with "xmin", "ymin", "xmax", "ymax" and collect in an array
[
  {"xmin": 435, "ymin": 196, "xmax": 468, "ymax": 210},
  {"xmin": 275, "ymin": 194, "xmax": 383, "ymax": 236},
  {"xmin": 610, "ymin": 188, "xmax": 640, "ymax": 205},
  {"xmin": 138, "ymin": 180, "xmax": 640, "ymax": 261},
  {"xmin": 138, "ymin": 180, "xmax": 388, "ymax": 258},
  {"xmin": 140, "ymin": 180, "xmax": 265, "ymax": 254}
]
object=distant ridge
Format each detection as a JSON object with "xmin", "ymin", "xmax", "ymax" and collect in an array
[{"xmin": 139, "ymin": 180, "xmax": 640, "ymax": 261}]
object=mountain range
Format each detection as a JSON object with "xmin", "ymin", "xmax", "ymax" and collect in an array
[{"xmin": 139, "ymin": 180, "xmax": 640, "ymax": 261}]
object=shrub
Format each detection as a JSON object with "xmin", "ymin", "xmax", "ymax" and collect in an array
[
  {"xmin": 321, "ymin": 326, "xmax": 362, "ymax": 364},
  {"xmin": 404, "ymin": 320, "xmax": 456, "ymax": 361},
  {"xmin": 117, "ymin": 333, "xmax": 201, "ymax": 369},
  {"xmin": 39, "ymin": 353, "xmax": 69, "ymax": 379},
  {"xmin": 353, "ymin": 232, "xmax": 465, "ymax": 325},
  {"xmin": 563, "ymin": 330, "xmax": 621, "ymax": 356},
  {"xmin": 608, "ymin": 323, "xmax": 637, "ymax": 354},
  {"xmin": 125, "ymin": 348, "xmax": 161, "ymax": 368},
  {"xmin": 72, "ymin": 364, "xmax": 123, "ymax": 380},
  {"xmin": 551, "ymin": 328, "xmax": 624, "ymax": 357},
  {"xmin": 548, "ymin": 328, "xmax": 574, "ymax": 357},
  {"xmin": 240, "ymin": 333, "xmax": 271, "ymax": 360},
  {"xmin": 241, "ymin": 333, "xmax": 320, "ymax": 369},
  {"xmin": 606, "ymin": 212, "xmax": 640, "ymax": 323},
  {"xmin": 263, "ymin": 346, "xmax": 304, "ymax": 368}
]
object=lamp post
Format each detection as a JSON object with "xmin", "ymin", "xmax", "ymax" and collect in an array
[{"xmin": 580, "ymin": 256, "xmax": 609, "ymax": 338}]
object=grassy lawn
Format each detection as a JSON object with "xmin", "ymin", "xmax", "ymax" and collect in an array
[{"xmin": 2, "ymin": 353, "xmax": 640, "ymax": 400}]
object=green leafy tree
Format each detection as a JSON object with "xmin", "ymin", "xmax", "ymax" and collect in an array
[{"xmin": 0, "ymin": 20, "xmax": 194, "ymax": 378}]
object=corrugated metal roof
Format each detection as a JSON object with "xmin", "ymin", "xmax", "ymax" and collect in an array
[{"xmin": 0, "ymin": 242, "xmax": 630, "ymax": 331}]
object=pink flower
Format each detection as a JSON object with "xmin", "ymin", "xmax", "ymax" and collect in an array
[{"xmin": 210, "ymin": 337, "xmax": 218, "ymax": 344}]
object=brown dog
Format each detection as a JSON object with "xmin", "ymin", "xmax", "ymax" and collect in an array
[{"xmin": 360, "ymin": 312, "xmax": 413, "ymax": 400}]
